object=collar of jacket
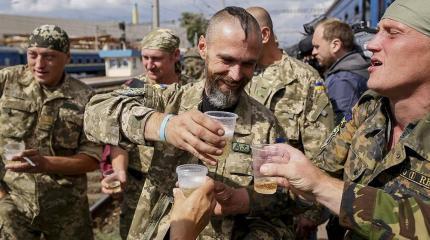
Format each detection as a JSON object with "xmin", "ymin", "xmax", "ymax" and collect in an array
[
  {"xmin": 363, "ymin": 95, "xmax": 430, "ymax": 163},
  {"xmin": 180, "ymin": 80, "xmax": 252, "ymax": 135}
]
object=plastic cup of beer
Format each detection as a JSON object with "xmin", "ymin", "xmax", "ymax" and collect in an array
[
  {"xmin": 102, "ymin": 169, "xmax": 122, "ymax": 193},
  {"xmin": 3, "ymin": 141, "xmax": 25, "ymax": 163},
  {"xmin": 251, "ymin": 144, "xmax": 279, "ymax": 194},
  {"xmin": 176, "ymin": 164, "xmax": 208, "ymax": 197},
  {"xmin": 204, "ymin": 111, "xmax": 238, "ymax": 161}
]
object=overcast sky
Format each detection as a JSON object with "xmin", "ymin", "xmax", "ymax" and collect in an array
[{"xmin": 0, "ymin": 0, "xmax": 334, "ymax": 46}]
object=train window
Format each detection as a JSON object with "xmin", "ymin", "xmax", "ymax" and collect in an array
[
  {"xmin": 101, "ymin": 59, "xmax": 105, "ymax": 63},
  {"xmin": 78, "ymin": 58, "xmax": 82, "ymax": 64},
  {"xmin": 4, "ymin": 58, "xmax": 10, "ymax": 66},
  {"xmin": 86, "ymin": 58, "xmax": 91, "ymax": 63},
  {"xmin": 117, "ymin": 59, "xmax": 122, "ymax": 68},
  {"xmin": 70, "ymin": 58, "xmax": 74, "ymax": 64},
  {"xmin": 109, "ymin": 59, "xmax": 116, "ymax": 68},
  {"xmin": 344, "ymin": 13, "xmax": 349, "ymax": 21},
  {"xmin": 123, "ymin": 59, "xmax": 128, "ymax": 67}
]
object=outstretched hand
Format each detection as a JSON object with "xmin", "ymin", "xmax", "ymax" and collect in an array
[{"xmin": 170, "ymin": 177, "xmax": 216, "ymax": 240}]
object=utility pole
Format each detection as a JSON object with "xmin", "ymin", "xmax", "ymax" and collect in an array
[
  {"xmin": 94, "ymin": 25, "xmax": 99, "ymax": 50},
  {"xmin": 152, "ymin": 0, "xmax": 160, "ymax": 29}
]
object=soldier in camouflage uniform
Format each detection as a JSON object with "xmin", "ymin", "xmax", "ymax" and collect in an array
[
  {"xmin": 0, "ymin": 25, "xmax": 102, "ymax": 239},
  {"xmin": 258, "ymin": 0, "xmax": 430, "ymax": 238},
  {"xmin": 85, "ymin": 7, "xmax": 291, "ymax": 239},
  {"xmin": 245, "ymin": 7, "xmax": 334, "ymax": 239},
  {"xmin": 182, "ymin": 47, "xmax": 205, "ymax": 82},
  {"xmin": 101, "ymin": 28, "xmax": 190, "ymax": 239}
]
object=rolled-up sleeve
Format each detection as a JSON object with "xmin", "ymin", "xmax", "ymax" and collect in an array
[{"xmin": 84, "ymin": 88, "xmax": 160, "ymax": 148}]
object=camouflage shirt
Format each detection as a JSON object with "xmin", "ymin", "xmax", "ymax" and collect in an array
[
  {"xmin": 315, "ymin": 91, "xmax": 430, "ymax": 239},
  {"xmin": 84, "ymin": 80, "xmax": 290, "ymax": 239},
  {"xmin": 121, "ymin": 73, "xmax": 189, "ymax": 173},
  {"xmin": 0, "ymin": 65, "xmax": 102, "ymax": 220},
  {"xmin": 246, "ymin": 52, "xmax": 334, "ymax": 158}
]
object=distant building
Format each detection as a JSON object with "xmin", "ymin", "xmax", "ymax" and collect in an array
[
  {"xmin": 99, "ymin": 49, "xmax": 143, "ymax": 77},
  {"xmin": 0, "ymin": 14, "xmax": 189, "ymax": 49}
]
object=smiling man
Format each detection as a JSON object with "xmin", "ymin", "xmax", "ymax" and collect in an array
[
  {"xmin": 104, "ymin": 28, "xmax": 191, "ymax": 240},
  {"xmin": 85, "ymin": 6, "xmax": 288, "ymax": 239},
  {"xmin": 0, "ymin": 25, "xmax": 102, "ymax": 239}
]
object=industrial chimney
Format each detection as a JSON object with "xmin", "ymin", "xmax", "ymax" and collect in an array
[{"xmin": 132, "ymin": 3, "xmax": 139, "ymax": 25}]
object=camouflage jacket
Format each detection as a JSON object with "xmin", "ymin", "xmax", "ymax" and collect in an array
[
  {"xmin": 122, "ymin": 73, "xmax": 189, "ymax": 173},
  {"xmin": 84, "ymin": 80, "xmax": 290, "ymax": 239},
  {"xmin": 0, "ymin": 65, "xmax": 102, "ymax": 219},
  {"xmin": 246, "ymin": 52, "xmax": 334, "ymax": 158},
  {"xmin": 315, "ymin": 91, "xmax": 430, "ymax": 239}
]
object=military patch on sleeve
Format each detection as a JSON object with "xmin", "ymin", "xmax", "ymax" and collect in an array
[
  {"xmin": 232, "ymin": 142, "xmax": 251, "ymax": 154},
  {"xmin": 114, "ymin": 88, "xmax": 146, "ymax": 97},
  {"xmin": 314, "ymin": 81, "xmax": 325, "ymax": 91},
  {"xmin": 320, "ymin": 118, "xmax": 347, "ymax": 150},
  {"xmin": 401, "ymin": 169, "xmax": 430, "ymax": 190}
]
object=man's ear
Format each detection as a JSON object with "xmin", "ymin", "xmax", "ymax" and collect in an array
[
  {"xmin": 198, "ymin": 35, "xmax": 207, "ymax": 59},
  {"xmin": 173, "ymin": 48, "xmax": 180, "ymax": 61},
  {"xmin": 331, "ymin": 38, "xmax": 342, "ymax": 54},
  {"xmin": 261, "ymin": 26, "xmax": 271, "ymax": 44},
  {"xmin": 66, "ymin": 52, "xmax": 71, "ymax": 64}
]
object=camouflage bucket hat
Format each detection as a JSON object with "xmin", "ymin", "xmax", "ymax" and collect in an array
[
  {"xmin": 141, "ymin": 28, "xmax": 180, "ymax": 53},
  {"xmin": 28, "ymin": 25, "xmax": 70, "ymax": 53}
]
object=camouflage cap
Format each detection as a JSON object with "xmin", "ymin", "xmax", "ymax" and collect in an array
[
  {"xmin": 382, "ymin": 0, "xmax": 430, "ymax": 37},
  {"xmin": 28, "ymin": 25, "xmax": 70, "ymax": 53},
  {"xmin": 141, "ymin": 28, "xmax": 180, "ymax": 53}
]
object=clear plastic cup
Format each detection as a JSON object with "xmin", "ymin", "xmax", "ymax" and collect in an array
[
  {"xmin": 102, "ymin": 169, "xmax": 122, "ymax": 193},
  {"xmin": 204, "ymin": 111, "xmax": 238, "ymax": 162},
  {"xmin": 3, "ymin": 141, "xmax": 25, "ymax": 162},
  {"xmin": 176, "ymin": 164, "xmax": 208, "ymax": 197},
  {"xmin": 251, "ymin": 144, "xmax": 280, "ymax": 194}
]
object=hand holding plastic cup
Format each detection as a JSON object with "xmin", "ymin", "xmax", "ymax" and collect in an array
[
  {"xmin": 176, "ymin": 164, "xmax": 208, "ymax": 197},
  {"xmin": 204, "ymin": 111, "xmax": 238, "ymax": 161},
  {"xmin": 102, "ymin": 169, "xmax": 122, "ymax": 193},
  {"xmin": 3, "ymin": 141, "xmax": 25, "ymax": 162},
  {"xmin": 252, "ymin": 144, "xmax": 282, "ymax": 194}
]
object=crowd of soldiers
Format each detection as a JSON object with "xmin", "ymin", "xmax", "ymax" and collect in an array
[{"xmin": 0, "ymin": 0, "xmax": 429, "ymax": 239}]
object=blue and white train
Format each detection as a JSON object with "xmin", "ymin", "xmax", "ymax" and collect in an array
[
  {"xmin": 0, "ymin": 46, "xmax": 105, "ymax": 76},
  {"xmin": 325, "ymin": 0, "xmax": 395, "ymax": 28}
]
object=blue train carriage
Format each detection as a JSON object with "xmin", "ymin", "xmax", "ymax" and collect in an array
[
  {"xmin": 67, "ymin": 49, "xmax": 105, "ymax": 76},
  {"xmin": 325, "ymin": 0, "xmax": 395, "ymax": 28},
  {"xmin": 0, "ymin": 47, "xmax": 105, "ymax": 76},
  {"xmin": 0, "ymin": 46, "xmax": 25, "ymax": 70}
]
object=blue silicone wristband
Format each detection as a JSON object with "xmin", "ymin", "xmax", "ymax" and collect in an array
[{"xmin": 159, "ymin": 114, "xmax": 174, "ymax": 142}]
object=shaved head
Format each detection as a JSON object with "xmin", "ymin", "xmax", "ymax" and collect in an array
[
  {"xmin": 246, "ymin": 6, "xmax": 273, "ymax": 31},
  {"xmin": 206, "ymin": 6, "xmax": 261, "ymax": 44}
]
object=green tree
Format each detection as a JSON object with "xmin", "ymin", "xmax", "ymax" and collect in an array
[{"xmin": 179, "ymin": 12, "xmax": 208, "ymax": 47}]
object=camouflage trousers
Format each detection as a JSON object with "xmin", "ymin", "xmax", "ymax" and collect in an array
[
  {"xmin": 119, "ymin": 169, "xmax": 146, "ymax": 240},
  {"xmin": 0, "ymin": 194, "xmax": 93, "ymax": 240}
]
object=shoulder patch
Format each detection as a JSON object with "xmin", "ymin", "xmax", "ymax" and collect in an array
[
  {"xmin": 314, "ymin": 81, "xmax": 326, "ymax": 91},
  {"xmin": 114, "ymin": 88, "xmax": 146, "ymax": 97}
]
